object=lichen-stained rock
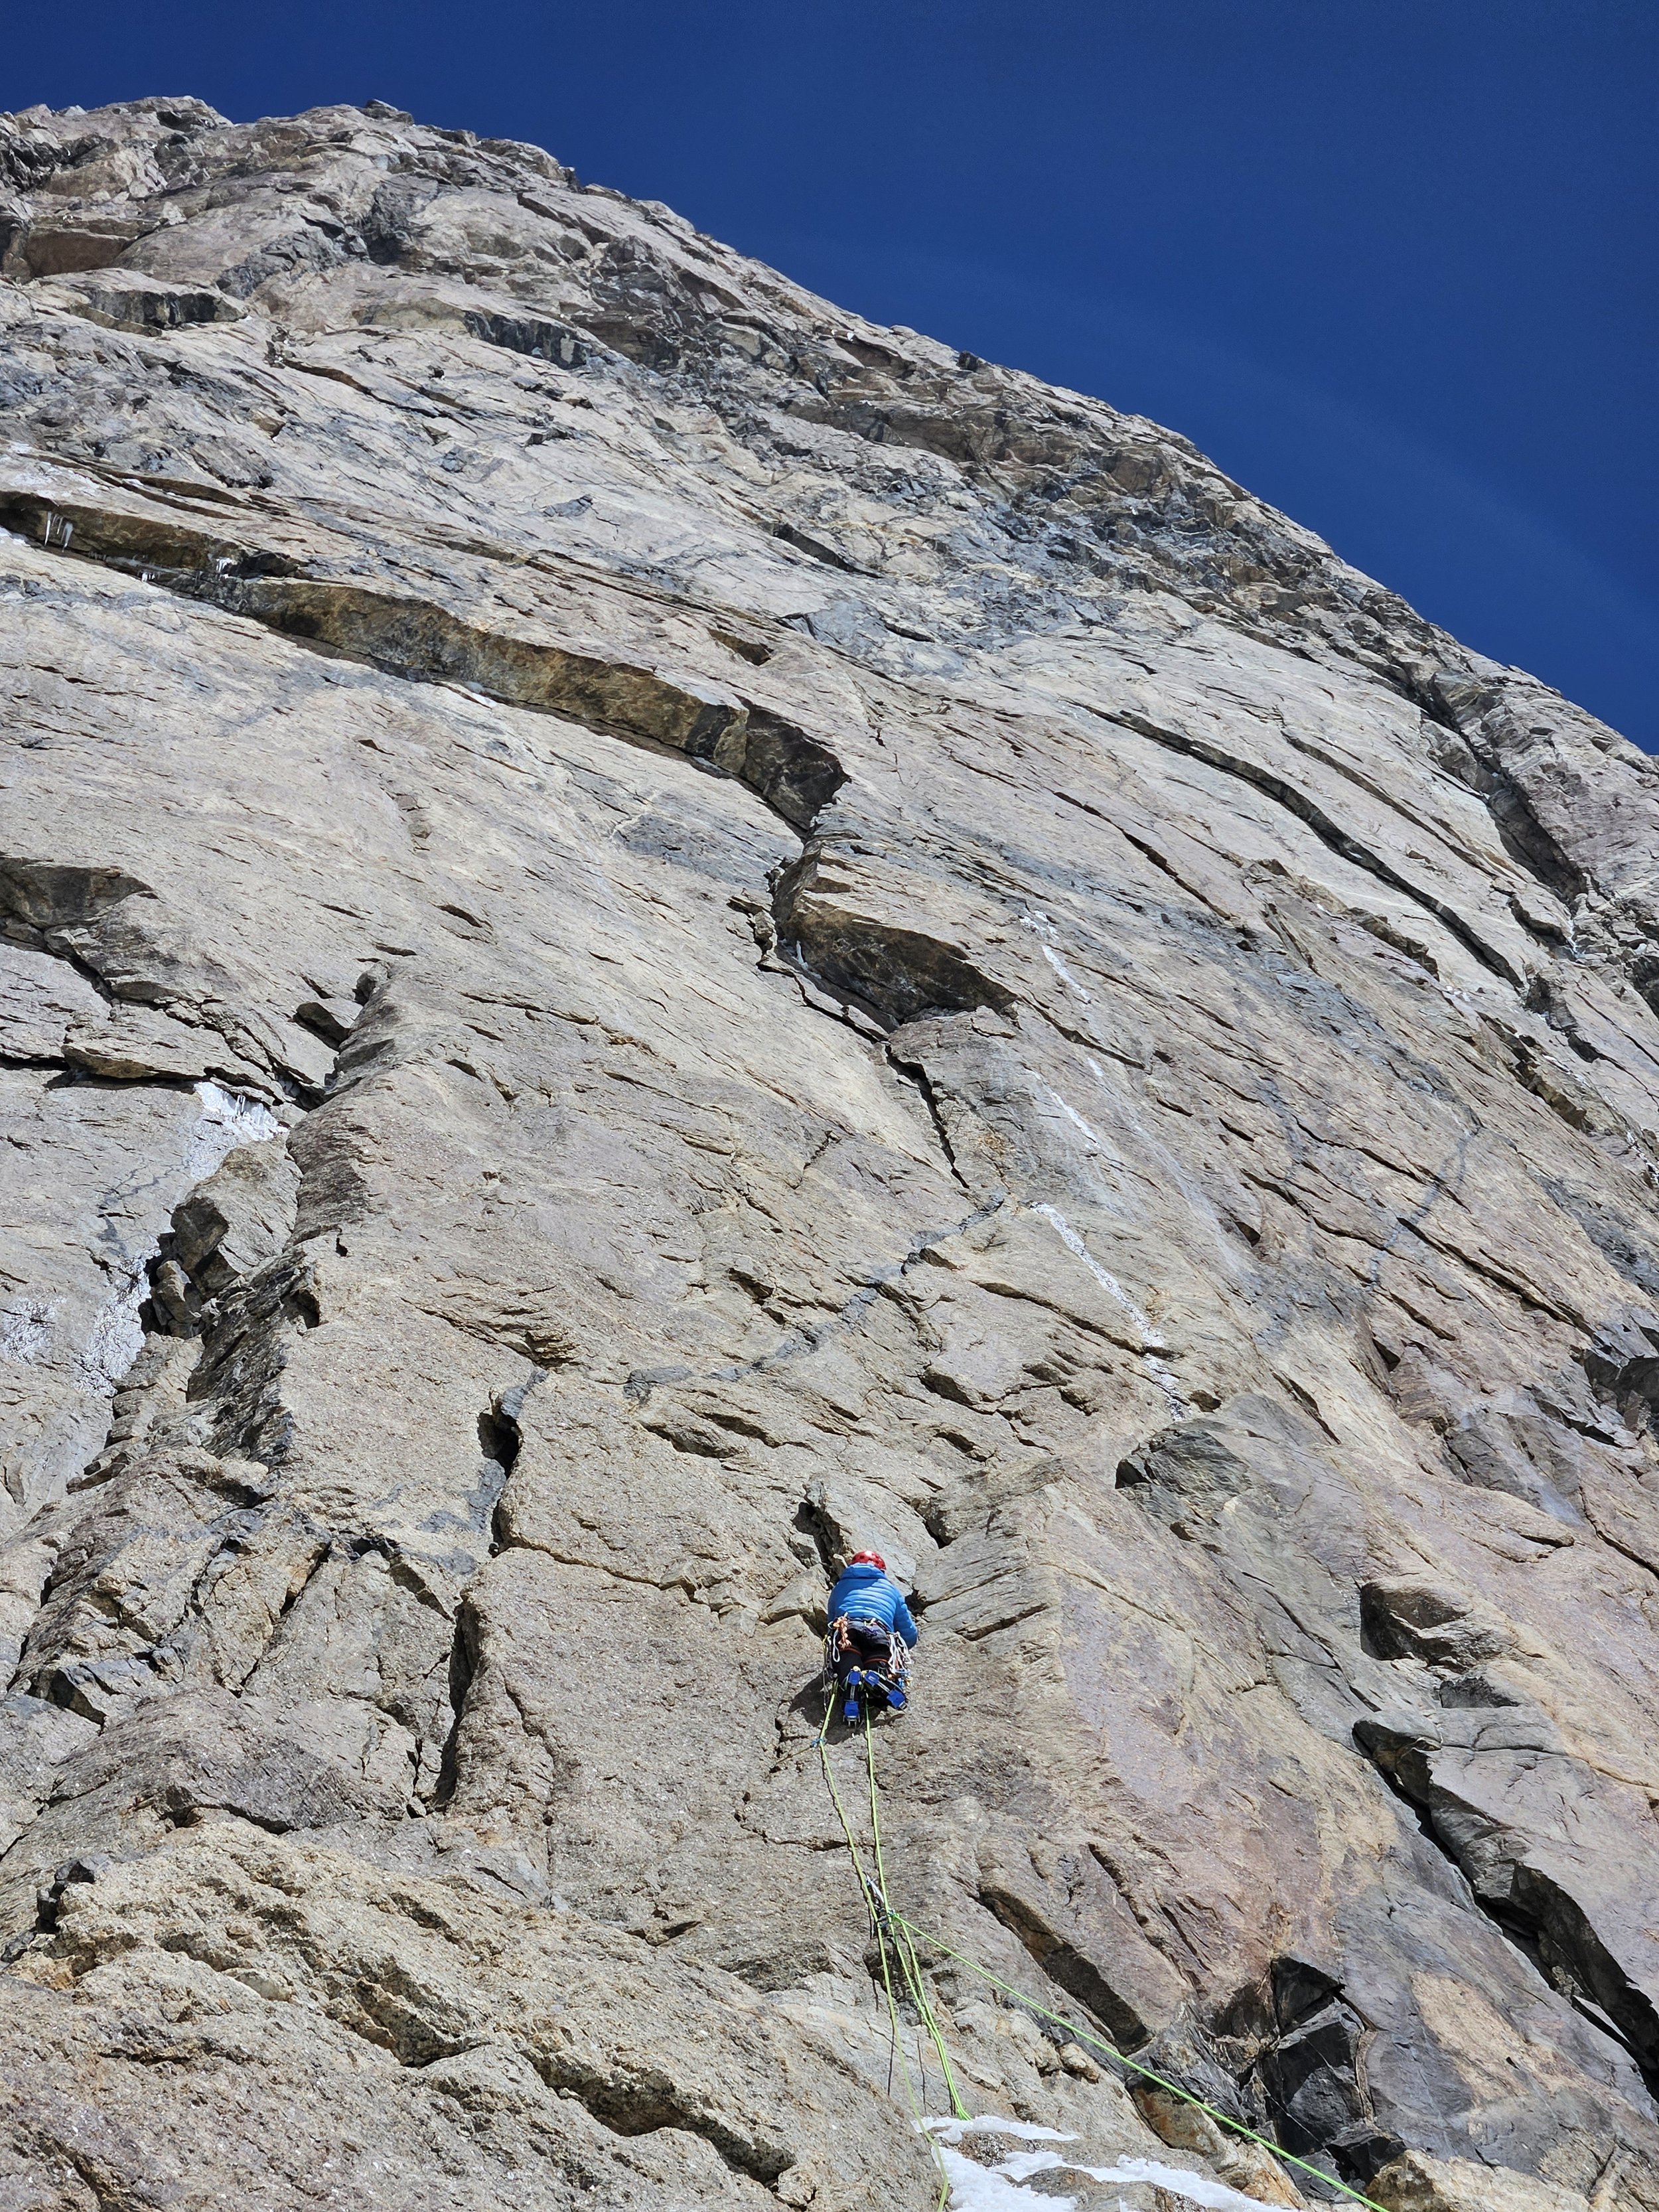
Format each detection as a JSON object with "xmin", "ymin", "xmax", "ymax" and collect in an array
[{"xmin": 2, "ymin": 92, "xmax": 1659, "ymax": 2211}]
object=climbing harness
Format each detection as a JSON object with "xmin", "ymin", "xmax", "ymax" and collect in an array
[
  {"xmin": 813, "ymin": 1700, "xmax": 1392, "ymax": 2212},
  {"xmin": 824, "ymin": 1613, "xmax": 911, "ymax": 1727}
]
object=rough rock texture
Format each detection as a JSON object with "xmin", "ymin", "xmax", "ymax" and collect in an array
[{"xmin": 2, "ymin": 93, "xmax": 1658, "ymax": 2212}]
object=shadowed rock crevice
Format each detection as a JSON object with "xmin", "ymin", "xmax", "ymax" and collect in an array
[
  {"xmin": 774, "ymin": 849, "xmax": 1019, "ymax": 1029},
  {"xmin": 736, "ymin": 703, "xmax": 848, "ymax": 829},
  {"xmin": 433, "ymin": 1597, "xmax": 480, "ymax": 1808},
  {"xmin": 3, "ymin": 486, "xmax": 859, "ymax": 853},
  {"xmin": 1354, "ymin": 1716, "xmax": 1659, "ymax": 2102},
  {"xmin": 977, "ymin": 1881, "xmax": 1163, "ymax": 2055},
  {"xmin": 1209, "ymin": 1958, "xmax": 1404, "ymax": 2186},
  {"xmin": 478, "ymin": 1414, "xmax": 520, "ymax": 1554},
  {"xmin": 531, "ymin": 2053, "xmax": 794, "ymax": 2185}
]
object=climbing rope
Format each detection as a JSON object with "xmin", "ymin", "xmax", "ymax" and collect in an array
[
  {"xmin": 814, "ymin": 1695, "xmax": 1392, "ymax": 2212},
  {"xmin": 889, "ymin": 1915, "xmax": 1391, "ymax": 2212},
  {"xmin": 863, "ymin": 1709, "xmax": 970, "ymax": 2121},
  {"xmin": 815, "ymin": 1703, "xmax": 955, "ymax": 2209}
]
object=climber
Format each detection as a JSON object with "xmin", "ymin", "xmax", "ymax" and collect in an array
[{"xmin": 826, "ymin": 1550, "xmax": 918, "ymax": 1726}]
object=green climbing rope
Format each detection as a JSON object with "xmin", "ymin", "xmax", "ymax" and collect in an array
[
  {"xmin": 815, "ymin": 1704, "xmax": 954, "ymax": 2209},
  {"xmin": 863, "ymin": 1709, "xmax": 970, "ymax": 2122},
  {"xmin": 889, "ymin": 1914, "xmax": 1392, "ymax": 2212},
  {"xmin": 812, "ymin": 1691, "xmax": 1394, "ymax": 2212}
]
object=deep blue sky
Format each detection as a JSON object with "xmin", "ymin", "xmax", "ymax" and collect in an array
[{"xmin": 10, "ymin": 3, "xmax": 1657, "ymax": 745}]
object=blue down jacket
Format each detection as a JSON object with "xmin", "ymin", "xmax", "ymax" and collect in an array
[{"xmin": 828, "ymin": 1562, "xmax": 918, "ymax": 1647}]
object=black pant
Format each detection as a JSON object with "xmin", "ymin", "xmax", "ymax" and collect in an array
[{"xmin": 833, "ymin": 1617, "xmax": 896, "ymax": 1696}]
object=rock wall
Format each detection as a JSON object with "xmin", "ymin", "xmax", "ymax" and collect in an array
[{"xmin": 1, "ymin": 94, "xmax": 1657, "ymax": 2211}]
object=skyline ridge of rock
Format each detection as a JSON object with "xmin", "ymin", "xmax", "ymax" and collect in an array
[{"xmin": 1, "ymin": 93, "xmax": 1658, "ymax": 2212}]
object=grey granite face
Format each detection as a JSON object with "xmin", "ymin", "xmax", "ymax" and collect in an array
[{"xmin": 0, "ymin": 92, "xmax": 1656, "ymax": 2212}]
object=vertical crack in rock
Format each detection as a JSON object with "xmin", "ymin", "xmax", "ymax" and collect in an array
[
  {"xmin": 885, "ymin": 1039, "xmax": 970, "ymax": 1194},
  {"xmin": 432, "ymin": 1595, "xmax": 480, "ymax": 1812},
  {"xmin": 480, "ymin": 1375, "xmax": 541, "ymax": 1556}
]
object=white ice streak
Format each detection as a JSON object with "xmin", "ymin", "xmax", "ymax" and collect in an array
[
  {"xmin": 1041, "ymin": 943, "xmax": 1092, "ymax": 1003},
  {"xmin": 999, "ymin": 2152, "xmax": 1075, "ymax": 2180},
  {"xmin": 75, "ymin": 1292, "xmax": 149, "ymax": 1398},
  {"xmin": 71, "ymin": 1083, "xmax": 281, "ymax": 1396},
  {"xmin": 1070, "ymin": 2158, "xmax": 1286, "ymax": 2212},
  {"xmin": 185, "ymin": 1080, "xmax": 281, "ymax": 1179},
  {"xmin": 1032, "ymin": 1205, "xmax": 1162, "ymax": 1346},
  {"xmin": 1032, "ymin": 1203, "xmax": 1187, "ymax": 1416},
  {"xmin": 1019, "ymin": 911, "xmax": 1093, "ymax": 1003},
  {"xmin": 1040, "ymin": 1082, "xmax": 1101, "ymax": 1149}
]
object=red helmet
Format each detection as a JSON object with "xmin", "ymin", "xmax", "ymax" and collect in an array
[{"xmin": 849, "ymin": 1550, "xmax": 887, "ymax": 1571}]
